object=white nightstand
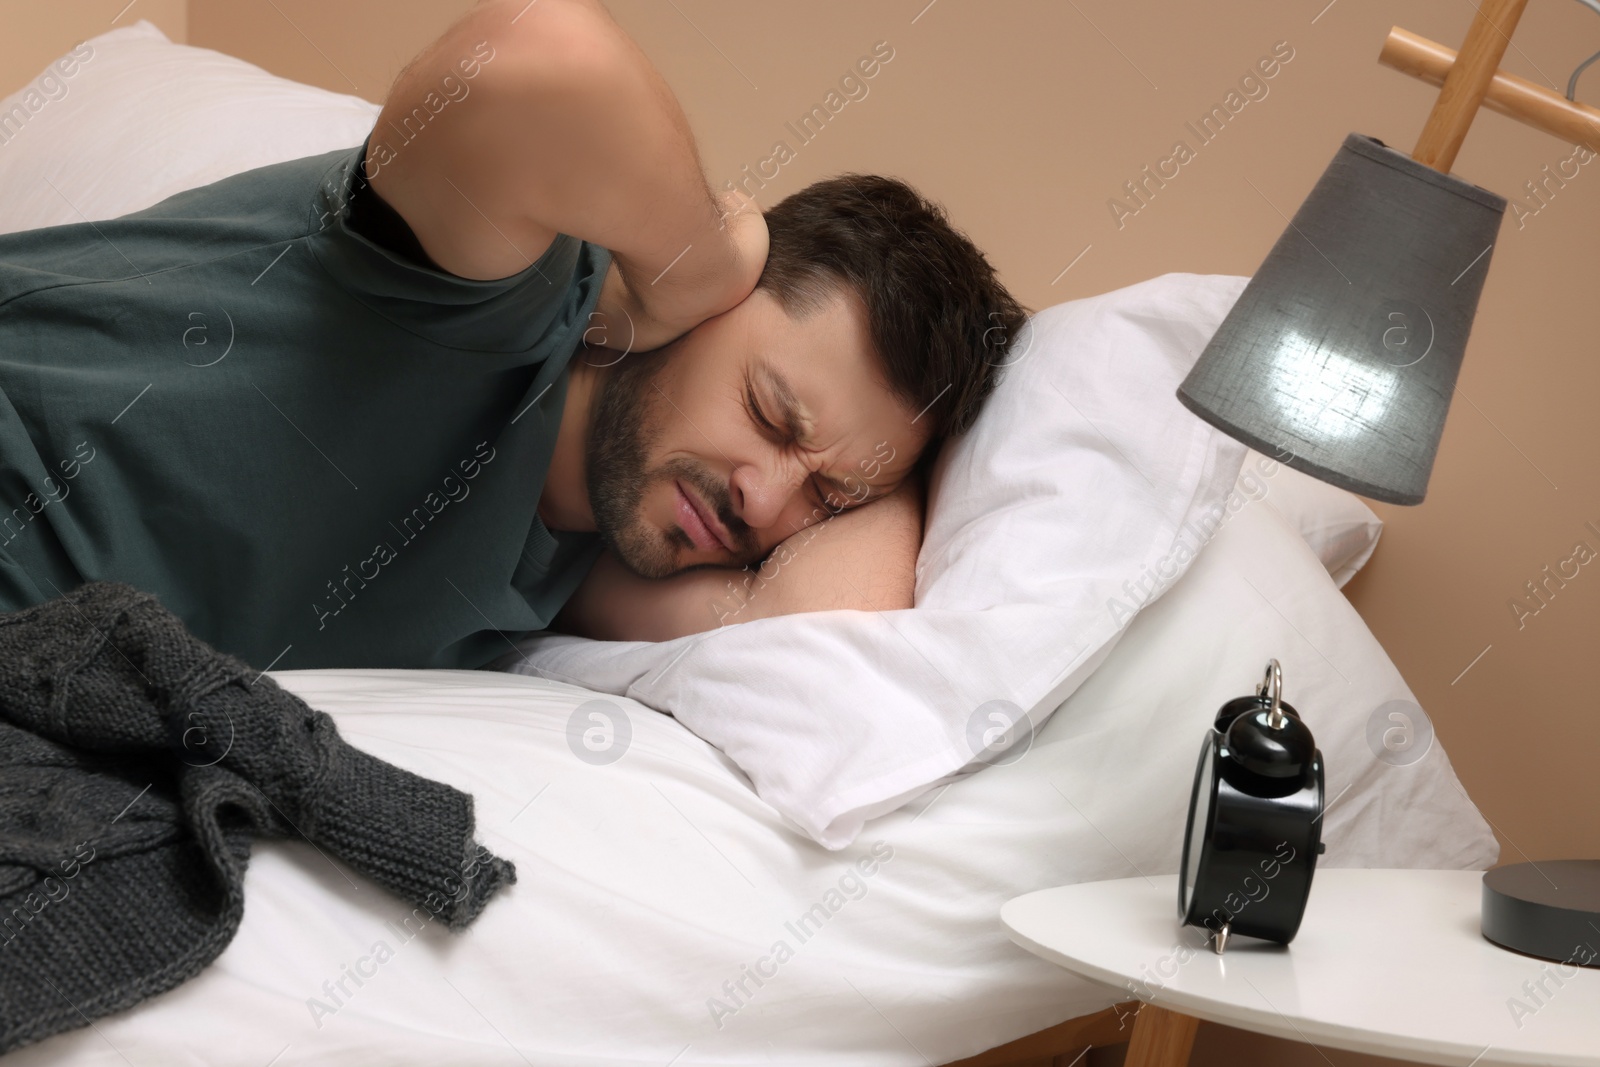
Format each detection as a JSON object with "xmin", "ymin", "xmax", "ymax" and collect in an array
[{"xmin": 1001, "ymin": 869, "xmax": 1600, "ymax": 1067}]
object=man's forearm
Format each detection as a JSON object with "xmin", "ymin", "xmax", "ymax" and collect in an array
[{"xmin": 552, "ymin": 474, "xmax": 926, "ymax": 643}]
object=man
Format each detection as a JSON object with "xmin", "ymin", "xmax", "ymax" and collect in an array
[{"xmin": 0, "ymin": 0, "xmax": 1027, "ymax": 669}]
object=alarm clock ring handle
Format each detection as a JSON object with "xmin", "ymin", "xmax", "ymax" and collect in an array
[
  {"xmin": 1255, "ymin": 658, "xmax": 1286, "ymax": 730},
  {"xmin": 1230, "ymin": 658, "xmax": 1316, "ymax": 780}
]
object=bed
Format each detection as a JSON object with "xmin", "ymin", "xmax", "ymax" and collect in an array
[
  {"xmin": 0, "ymin": 22, "xmax": 1499, "ymax": 1067},
  {"xmin": 2, "ymin": 493, "xmax": 1497, "ymax": 1067}
]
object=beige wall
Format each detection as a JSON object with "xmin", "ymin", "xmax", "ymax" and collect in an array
[
  {"xmin": 5, "ymin": 2, "xmax": 1598, "ymax": 1064},
  {"xmin": 0, "ymin": 0, "xmax": 186, "ymax": 96}
]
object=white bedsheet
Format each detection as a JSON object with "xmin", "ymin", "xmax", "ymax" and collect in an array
[{"xmin": 9, "ymin": 500, "xmax": 1497, "ymax": 1067}]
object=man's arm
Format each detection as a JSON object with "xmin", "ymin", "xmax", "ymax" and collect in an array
[
  {"xmin": 368, "ymin": 0, "xmax": 765, "ymax": 346},
  {"xmin": 552, "ymin": 471, "xmax": 926, "ymax": 642}
]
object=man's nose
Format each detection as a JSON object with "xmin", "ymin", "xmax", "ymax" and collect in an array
[{"xmin": 728, "ymin": 454, "xmax": 809, "ymax": 535}]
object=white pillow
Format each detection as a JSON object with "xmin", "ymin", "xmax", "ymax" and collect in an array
[
  {"xmin": 1238, "ymin": 449, "xmax": 1385, "ymax": 587},
  {"xmin": 499, "ymin": 273, "xmax": 1252, "ymax": 848},
  {"xmin": 0, "ymin": 20, "xmax": 379, "ymax": 235}
]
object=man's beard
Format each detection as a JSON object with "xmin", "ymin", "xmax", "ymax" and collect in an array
[{"xmin": 583, "ymin": 343, "xmax": 751, "ymax": 579}]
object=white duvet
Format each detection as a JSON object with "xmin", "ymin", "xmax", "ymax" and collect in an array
[{"xmin": 9, "ymin": 499, "xmax": 1497, "ymax": 1067}]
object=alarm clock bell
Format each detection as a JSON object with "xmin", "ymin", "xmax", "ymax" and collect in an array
[{"xmin": 1178, "ymin": 659, "xmax": 1326, "ymax": 953}]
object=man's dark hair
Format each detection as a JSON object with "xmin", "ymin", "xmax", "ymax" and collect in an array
[{"xmin": 753, "ymin": 173, "xmax": 1030, "ymax": 477}]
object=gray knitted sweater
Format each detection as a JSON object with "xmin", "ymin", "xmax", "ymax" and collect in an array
[{"xmin": 0, "ymin": 581, "xmax": 516, "ymax": 1054}]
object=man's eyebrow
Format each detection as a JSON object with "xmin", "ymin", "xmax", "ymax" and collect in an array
[
  {"xmin": 757, "ymin": 362, "xmax": 809, "ymax": 445},
  {"xmin": 757, "ymin": 362, "xmax": 891, "ymax": 507}
]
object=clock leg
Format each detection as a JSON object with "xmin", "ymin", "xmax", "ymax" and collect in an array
[{"xmin": 1124, "ymin": 1003, "xmax": 1200, "ymax": 1067}]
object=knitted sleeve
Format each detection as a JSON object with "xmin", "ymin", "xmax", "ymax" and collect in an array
[{"xmin": 0, "ymin": 580, "xmax": 515, "ymax": 928}]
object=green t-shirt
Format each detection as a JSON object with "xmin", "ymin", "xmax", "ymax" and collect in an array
[{"xmin": 0, "ymin": 140, "xmax": 611, "ymax": 670}]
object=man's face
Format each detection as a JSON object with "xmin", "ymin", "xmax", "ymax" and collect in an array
[{"xmin": 584, "ymin": 286, "xmax": 930, "ymax": 579}]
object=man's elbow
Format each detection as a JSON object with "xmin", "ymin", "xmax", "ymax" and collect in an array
[{"xmin": 491, "ymin": 0, "xmax": 654, "ymax": 115}]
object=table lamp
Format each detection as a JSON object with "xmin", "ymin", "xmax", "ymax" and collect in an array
[
  {"xmin": 1175, "ymin": 0, "xmax": 1592, "ymax": 505},
  {"xmin": 1176, "ymin": 0, "xmax": 1600, "ymax": 967}
]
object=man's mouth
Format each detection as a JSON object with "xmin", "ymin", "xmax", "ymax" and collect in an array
[{"xmin": 674, "ymin": 479, "xmax": 731, "ymax": 553}]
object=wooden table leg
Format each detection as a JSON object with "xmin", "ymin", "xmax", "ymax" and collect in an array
[{"xmin": 1124, "ymin": 1002, "xmax": 1200, "ymax": 1067}]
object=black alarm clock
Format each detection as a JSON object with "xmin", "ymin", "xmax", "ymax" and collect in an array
[{"xmin": 1178, "ymin": 658, "xmax": 1326, "ymax": 952}]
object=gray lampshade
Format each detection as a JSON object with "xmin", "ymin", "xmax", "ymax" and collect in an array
[{"xmin": 1177, "ymin": 132, "xmax": 1507, "ymax": 505}]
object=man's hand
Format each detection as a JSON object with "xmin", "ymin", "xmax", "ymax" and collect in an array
[
  {"xmin": 552, "ymin": 471, "xmax": 926, "ymax": 643},
  {"xmin": 592, "ymin": 188, "xmax": 769, "ymax": 354}
]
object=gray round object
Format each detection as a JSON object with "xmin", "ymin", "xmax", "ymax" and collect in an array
[{"xmin": 1481, "ymin": 860, "xmax": 1600, "ymax": 968}]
